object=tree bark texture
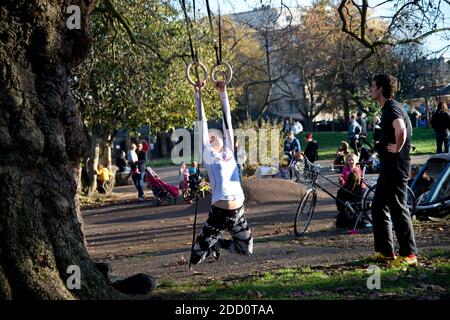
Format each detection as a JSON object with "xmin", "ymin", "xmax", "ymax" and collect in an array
[{"xmin": 0, "ymin": 0, "xmax": 123, "ymax": 299}]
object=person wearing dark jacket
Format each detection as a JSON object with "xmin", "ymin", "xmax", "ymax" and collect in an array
[
  {"xmin": 115, "ymin": 151, "xmax": 129, "ymax": 173},
  {"xmin": 304, "ymin": 133, "xmax": 319, "ymax": 163},
  {"xmin": 431, "ymin": 102, "xmax": 450, "ymax": 153}
]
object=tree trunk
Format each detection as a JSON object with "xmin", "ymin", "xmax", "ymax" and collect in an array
[
  {"xmin": 0, "ymin": 0, "xmax": 123, "ymax": 299},
  {"xmin": 100, "ymin": 129, "xmax": 113, "ymax": 170}
]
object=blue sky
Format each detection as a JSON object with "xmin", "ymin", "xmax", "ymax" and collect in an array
[{"xmin": 197, "ymin": 0, "xmax": 449, "ymax": 57}]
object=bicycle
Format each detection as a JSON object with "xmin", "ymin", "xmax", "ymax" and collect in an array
[
  {"xmin": 279, "ymin": 151, "xmax": 309, "ymax": 183},
  {"xmin": 294, "ymin": 158, "xmax": 416, "ymax": 236}
]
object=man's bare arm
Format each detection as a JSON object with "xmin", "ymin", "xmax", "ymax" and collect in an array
[{"xmin": 387, "ymin": 118, "xmax": 407, "ymax": 153}]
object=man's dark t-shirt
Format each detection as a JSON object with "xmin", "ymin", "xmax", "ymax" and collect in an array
[{"xmin": 378, "ymin": 99, "xmax": 412, "ymax": 167}]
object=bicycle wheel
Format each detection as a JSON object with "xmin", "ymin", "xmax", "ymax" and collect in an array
[
  {"xmin": 362, "ymin": 184, "xmax": 416, "ymax": 221},
  {"xmin": 362, "ymin": 184, "xmax": 376, "ymax": 223},
  {"xmin": 294, "ymin": 189, "xmax": 317, "ymax": 236}
]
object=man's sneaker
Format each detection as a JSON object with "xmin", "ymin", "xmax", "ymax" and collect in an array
[
  {"xmin": 211, "ymin": 248, "xmax": 220, "ymax": 260},
  {"xmin": 398, "ymin": 254, "xmax": 418, "ymax": 266},
  {"xmin": 210, "ymin": 242, "xmax": 221, "ymax": 261},
  {"xmin": 368, "ymin": 252, "xmax": 397, "ymax": 262}
]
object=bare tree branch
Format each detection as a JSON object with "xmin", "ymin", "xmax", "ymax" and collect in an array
[{"xmin": 104, "ymin": 0, "xmax": 188, "ymax": 64}]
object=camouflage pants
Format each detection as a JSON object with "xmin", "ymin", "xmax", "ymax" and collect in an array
[{"xmin": 190, "ymin": 205, "xmax": 253, "ymax": 265}]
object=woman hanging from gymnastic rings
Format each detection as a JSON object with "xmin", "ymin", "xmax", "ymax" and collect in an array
[{"xmin": 189, "ymin": 62, "xmax": 253, "ymax": 265}]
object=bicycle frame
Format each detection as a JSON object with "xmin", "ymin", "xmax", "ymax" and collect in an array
[{"xmin": 300, "ymin": 159, "xmax": 372, "ymax": 232}]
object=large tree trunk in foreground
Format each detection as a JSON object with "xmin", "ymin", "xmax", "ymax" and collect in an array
[{"xmin": 0, "ymin": 0, "xmax": 122, "ymax": 299}]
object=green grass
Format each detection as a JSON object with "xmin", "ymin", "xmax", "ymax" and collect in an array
[
  {"xmin": 153, "ymin": 250, "xmax": 450, "ymax": 300},
  {"xmin": 308, "ymin": 127, "xmax": 436, "ymax": 160}
]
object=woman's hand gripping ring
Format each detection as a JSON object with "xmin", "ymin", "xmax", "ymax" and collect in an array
[{"xmin": 210, "ymin": 61, "xmax": 233, "ymax": 85}]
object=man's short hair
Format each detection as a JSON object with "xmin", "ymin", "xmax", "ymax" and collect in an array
[{"xmin": 372, "ymin": 73, "xmax": 398, "ymax": 99}]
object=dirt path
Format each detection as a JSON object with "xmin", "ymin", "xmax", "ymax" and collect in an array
[{"xmin": 81, "ymin": 156, "xmax": 450, "ymax": 285}]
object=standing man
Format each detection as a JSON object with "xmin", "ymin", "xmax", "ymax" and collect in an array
[
  {"xmin": 348, "ymin": 114, "xmax": 362, "ymax": 155},
  {"xmin": 431, "ymin": 102, "xmax": 450, "ymax": 154},
  {"xmin": 356, "ymin": 111, "xmax": 373, "ymax": 150},
  {"xmin": 369, "ymin": 74, "xmax": 417, "ymax": 265}
]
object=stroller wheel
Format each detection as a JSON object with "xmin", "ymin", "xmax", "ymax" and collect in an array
[{"xmin": 152, "ymin": 198, "xmax": 161, "ymax": 207}]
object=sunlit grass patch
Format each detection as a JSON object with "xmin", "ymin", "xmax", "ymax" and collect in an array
[{"xmin": 153, "ymin": 249, "xmax": 450, "ymax": 300}]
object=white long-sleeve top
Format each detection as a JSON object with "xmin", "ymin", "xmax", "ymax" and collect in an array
[{"xmin": 195, "ymin": 90, "xmax": 244, "ymax": 205}]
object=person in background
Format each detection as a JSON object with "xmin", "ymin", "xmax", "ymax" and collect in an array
[
  {"xmin": 128, "ymin": 143, "xmax": 144, "ymax": 200},
  {"xmin": 408, "ymin": 106, "xmax": 421, "ymax": 128},
  {"xmin": 348, "ymin": 114, "xmax": 362, "ymax": 155},
  {"xmin": 431, "ymin": 101, "xmax": 450, "ymax": 153},
  {"xmin": 284, "ymin": 131, "xmax": 301, "ymax": 159},
  {"xmin": 136, "ymin": 143, "xmax": 147, "ymax": 200},
  {"xmin": 95, "ymin": 164, "xmax": 110, "ymax": 194},
  {"xmin": 116, "ymin": 151, "xmax": 129, "ymax": 173},
  {"xmin": 356, "ymin": 111, "xmax": 373, "ymax": 150},
  {"xmin": 234, "ymin": 136, "xmax": 247, "ymax": 181},
  {"xmin": 335, "ymin": 169, "xmax": 366, "ymax": 228},
  {"xmin": 188, "ymin": 161, "xmax": 200, "ymax": 192},
  {"xmin": 291, "ymin": 120, "xmax": 303, "ymax": 135},
  {"xmin": 333, "ymin": 141, "xmax": 350, "ymax": 172},
  {"xmin": 304, "ymin": 132, "xmax": 319, "ymax": 163},
  {"xmin": 179, "ymin": 161, "xmax": 189, "ymax": 195},
  {"xmin": 373, "ymin": 116, "xmax": 382, "ymax": 152},
  {"xmin": 338, "ymin": 153, "xmax": 362, "ymax": 187},
  {"xmin": 283, "ymin": 130, "xmax": 302, "ymax": 179},
  {"xmin": 282, "ymin": 118, "xmax": 291, "ymax": 134},
  {"xmin": 141, "ymin": 139, "xmax": 150, "ymax": 159}
]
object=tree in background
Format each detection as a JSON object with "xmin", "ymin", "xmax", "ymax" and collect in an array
[{"xmin": 72, "ymin": 0, "xmax": 238, "ymax": 195}]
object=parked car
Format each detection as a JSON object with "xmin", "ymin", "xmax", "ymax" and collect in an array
[{"xmin": 410, "ymin": 154, "xmax": 450, "ymax": 220}]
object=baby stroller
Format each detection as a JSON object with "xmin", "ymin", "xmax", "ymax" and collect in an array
[{"xmin": 145, "ymin": 167, "xmax": 179, "ymax": 206}]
